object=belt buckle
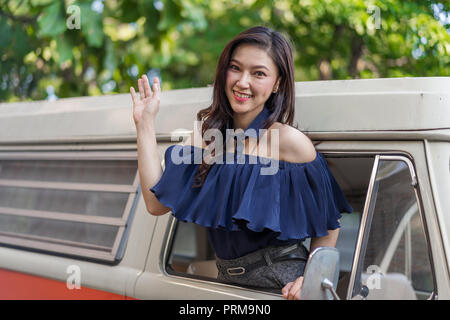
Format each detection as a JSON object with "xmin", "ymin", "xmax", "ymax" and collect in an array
[{"xmin": 226, "ymin": 267, "xmax": 246, "ymax": 276}]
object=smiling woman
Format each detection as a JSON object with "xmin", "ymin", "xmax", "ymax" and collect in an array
[
  {"xmin": 130, "ymin": 26, "xmax": 353, "ymax": 300},
  {"xmin": 193, "ymin": 26, "xmax": 296, "ymax": 188},
  {"xmin": 225, "ymin": 44, "xmax": 280, "ymax": 113}
]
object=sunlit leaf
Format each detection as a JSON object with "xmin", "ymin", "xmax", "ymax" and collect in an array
[
  {"xmin": 79, "ymin": 3, "xmax": 104, "ymax": 47},
  {"xmin": 37, "ymin": 1, "xmax": 66, "ymax": 37},
  {"xmin": 56, "ymin": 36, "xmax": 73, "ymax": 64}
]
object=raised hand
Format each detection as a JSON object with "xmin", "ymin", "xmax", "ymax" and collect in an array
[{"xmin": 130, "ymin": 74, "xmax": 161, "ymax": 126}]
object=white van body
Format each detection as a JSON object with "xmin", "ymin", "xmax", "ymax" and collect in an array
[{"xmin": 0, "ymin": 77, "xmax": 448, "ymax": 300}]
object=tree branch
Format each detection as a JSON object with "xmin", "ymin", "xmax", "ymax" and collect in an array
[
  {"xmin": 348, "ymin": 35, "xmax": 365, "ymax": 78},
  {"xmin": 318, "ymin": 24, "xmax": 344, "ymax": 80}
]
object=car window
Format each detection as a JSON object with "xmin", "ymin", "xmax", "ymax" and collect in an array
[
  {"xmin": 167, "ymin": 221, "xmax": 217, "ymax": 279},
  {"xmin": 351, "ymin": 157, "xmax": 435, "ymax": 300},
  {"xmin": 0, "ymin": 151, "xmax": 139, "ymax": 263},
  {"xmin": 165, "ymin": 153, "xmax": 371, "ymax": 296}
]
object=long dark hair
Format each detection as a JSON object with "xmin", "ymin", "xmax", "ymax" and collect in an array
[{"xmin": 192, "ymin": 26, "xmax": 296, "ymax": 188}]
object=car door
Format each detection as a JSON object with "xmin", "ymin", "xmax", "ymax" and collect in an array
[
  {"xmin": 133, "ymin": 147, "xmax": 369, "ymax": 299},
  {"xmin": 347, "ymin": 154, "xmax": 437, "ymax": 300}
]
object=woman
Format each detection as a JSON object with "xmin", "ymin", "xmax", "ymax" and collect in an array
[{"xmin": 130, "ymin": 26, "xmax": 353, "ymax": 300}]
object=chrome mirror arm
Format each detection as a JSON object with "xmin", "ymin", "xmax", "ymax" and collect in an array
[{"xmin": 321, "ymin": 278, "xmax": 340, "ymax": 300}]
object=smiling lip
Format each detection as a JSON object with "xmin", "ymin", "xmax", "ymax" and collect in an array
[{"xmin": 233, "ymin": 90, "xmax": 253, "ymax": 102}]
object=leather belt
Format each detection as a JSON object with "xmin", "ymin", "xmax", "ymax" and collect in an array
[{"xmin": 226, "ymin": 243, "xmax": 308, "ymax": 276}]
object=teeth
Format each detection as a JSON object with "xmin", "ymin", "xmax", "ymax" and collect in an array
[{"xmin": 234, "ymin": 91, "xmax": 252, "ymax": 98}]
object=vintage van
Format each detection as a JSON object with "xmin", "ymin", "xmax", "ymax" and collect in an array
[{"xmin": 0, "ymin": 77, "xmax": 448, "ymax": 300}]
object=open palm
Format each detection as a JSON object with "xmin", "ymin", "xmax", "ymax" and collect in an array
[{"xmin": 130, "ymin": 74, "xmax": 161, "ymax": 125}]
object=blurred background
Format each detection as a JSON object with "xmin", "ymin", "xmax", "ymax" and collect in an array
[{"xmin": 0, "ymin": 0, "xmax": 448, "ymax": 102}]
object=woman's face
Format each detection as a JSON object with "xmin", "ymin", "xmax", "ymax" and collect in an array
[{"xmin": 225, "ymin": 44, "xmax": 280, "ymax": 115}]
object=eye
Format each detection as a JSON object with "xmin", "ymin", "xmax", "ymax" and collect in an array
[
  {"xmin": 255, "ymin": 71, "xmax": 266, "ymax": 77},
  {"xmin": 229, "ymin": 64, "xmax": 239, "ymax": 71}
]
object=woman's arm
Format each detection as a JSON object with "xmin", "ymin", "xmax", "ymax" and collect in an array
[
  {"xmin": 131, "ymin": 75, "xmax": 171, "ymax": 216},
  {"xmin": 136, "ymin": 122, "xmax": 171, "ymax": 216},
  {"xmin": 309, "ymin": 228, "xmax": 340, "ymax": 253},
  {"xmin": 282, "ymin": 227, "xmax": 340, "ymax": 300}
]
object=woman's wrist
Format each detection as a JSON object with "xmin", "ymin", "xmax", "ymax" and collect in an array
[{"xmin": 135, "ymin": 120, "xmax": 156, "ymax": 134}]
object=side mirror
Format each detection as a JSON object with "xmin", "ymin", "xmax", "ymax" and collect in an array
[{"xmin": 300, "ymin": 247, "xmax": 341, "ymax": 300}]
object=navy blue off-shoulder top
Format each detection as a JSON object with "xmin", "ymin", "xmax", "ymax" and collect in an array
[{"xmin": 150, "ymin": 106, "xmax": 354, "ymax": 260}]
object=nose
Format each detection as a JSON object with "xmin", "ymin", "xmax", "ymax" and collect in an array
[{"xmin": 236, "ymin": 72, "xmax": 250, "ymax": 88}]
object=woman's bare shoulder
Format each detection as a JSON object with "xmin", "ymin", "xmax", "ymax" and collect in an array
[{"xmin": 270, "ymin": 122, "xmax": 317, "ymax": 163}]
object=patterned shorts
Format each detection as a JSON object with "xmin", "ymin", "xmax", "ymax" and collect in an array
[{"xmin": 215, "ymin": 242, "xmax": 309, "ymax": 289}]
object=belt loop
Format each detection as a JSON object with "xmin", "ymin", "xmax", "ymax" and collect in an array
[
  {"xmin": 276, "ymin": 243, "xmax": 299, "ymax": 257},
  {"xmin": 226, "ymin": 267, "xmax": 246, "ymax": 276}
]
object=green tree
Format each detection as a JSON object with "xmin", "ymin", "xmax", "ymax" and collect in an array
[{"xmin": 0, "ymin": 0, "xmax": 448, "ymax": 102}]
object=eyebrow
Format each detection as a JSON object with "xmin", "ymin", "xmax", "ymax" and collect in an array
[{"xmin": 230, "ymin": 59, "xmax": 270, "ymax": 71}]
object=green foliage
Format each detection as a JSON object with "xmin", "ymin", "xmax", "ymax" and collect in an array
[
  {"xmin": 0, "ymin": 0, "xmax": 448, "ymax": 102},
  {"xmin": 37, "ymin": 1, "xmax": 66, "ymax": 37}
]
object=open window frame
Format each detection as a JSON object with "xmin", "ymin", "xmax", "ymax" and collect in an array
[
  {"xmin": 347, "ymin": 153, "xmax": 438, "ymax": 300},
  {"xmin": 160, "ymin": 151, "xmax": 368, "ymax": 297},
  {"xmin": 0, "ymin": 149, "xmax": 140, "ymax": 264}
]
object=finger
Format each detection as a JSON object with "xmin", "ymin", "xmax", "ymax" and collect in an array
[
  {"xmin": 130, "ymin": 87, "xmax": 138, "ymax": 105},
  {"xmin": 282, "ymin": 282, "xmax": 293, "ymax": 299},
  {"xmin": 293, "ymin": 287, "xmax": 302, "ymax": 300},
  {"xmin": 288, "ymin": 277, "xmax": 303, "ymax": 300},
  {"xmin": 143, "ymin": 75, "xmax": 152, "ymax": 98},
  {"xmin": 290, "ymin": 277, "xmax": 304, "ymax": 300},
  {"xmin": 291, "ymin": 277, "xmax": 304, "ymax": 300},
  {"xmin": 152, "ymin": 76, "xmax": 160, "ymax": 100},
  {"xmin": 138, "ymin": 78, "xmax": 145, "ymax": 100}
]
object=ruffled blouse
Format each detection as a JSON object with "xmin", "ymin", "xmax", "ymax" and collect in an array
[{"xmin": 150, "ymin": 143, "xmax": 354, "ymax": 259}]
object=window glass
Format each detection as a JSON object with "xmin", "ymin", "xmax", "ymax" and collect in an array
[
  {"xmin": 0, "ymin": 187, "xmax": 130, "ymax": 218},
  {"xmin": 0, "ymin": 159, "xmax": 137, "ymax": 185},
  {"xmin": 167, "ymin": 221, "xmax": 216, "ymax": 278},
  {"xmin": 327, "ymin": 156, "xmax": 373, "ymax": 298},
  {"xmin": 0, "ymin": 155, "xmax": 138, "ymax": 262},
  {"xmin": 0, "ymin": 214, "xmax": 118, "ymax": 249},
  {"xmin": 353, "ymin": 159, "xmax": 434, "ymax": 300}
]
